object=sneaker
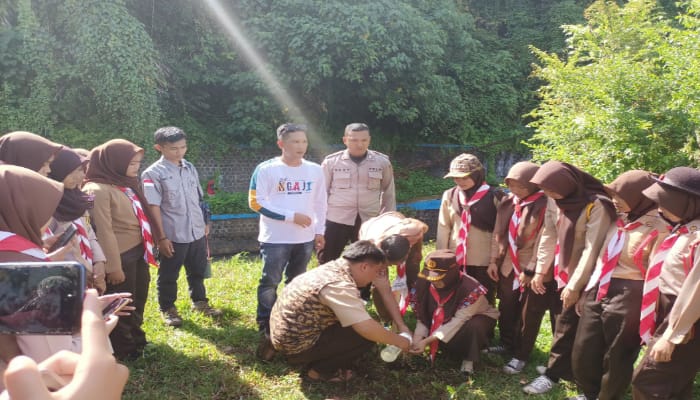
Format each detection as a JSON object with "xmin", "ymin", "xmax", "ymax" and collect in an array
[
  {"xmin": 162, "ymin": 307, "xmax": 183, "ymax": 327},
  {"xmin": 523, "ymin": 375, "xmax": 555, "ymax": 395},
  {"xmin": 460, "ymin": 360, "xmax": 474, "ymax": 377},
  {"xmin": 535, "ymin": 365, "xmax": 547, "ymax": 375},
  {"xmin": 192, "ymin": 300, "xmax": 222, "ymax": 317},
  {"xmin": 256, "ymin": 332, "xmax": 276, "ymax": 362},
  {"xmin": 503, "ymin": 358, "xmax": 526, "ymax": 374}
]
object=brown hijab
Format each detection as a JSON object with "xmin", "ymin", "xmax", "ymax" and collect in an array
[
  {"xmin": 494, "ymin": 162, "xmax": 547, "ymax": 257},
  {"xmin": 0, "ymin": 131, "xmax": 62, "ymax": 173},
  {"xmin": 49, "ymin": 148, "xmax": 93, "ymax": 222},
  {"xmin": 85, "ymin": 139, "xmax": 161, "ymax": 240},
  {"xmin": 530, "ymin": 161, "xmax": 615, "ymax": 270},
  {"xmin": 449, "ymin": 167, "xmax": 503, "ymax": 232},
  {"xmin": 0, "ymin": 165, "xmax": 64, "ymax": 247},
  {"xmin": 605, "ymin": 170, "xmax": 657, "ymax": 221}
]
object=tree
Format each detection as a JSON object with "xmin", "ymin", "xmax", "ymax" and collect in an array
[{"xmin": 527, "ymin": 0, "xmax": 700, "ymax": 181}]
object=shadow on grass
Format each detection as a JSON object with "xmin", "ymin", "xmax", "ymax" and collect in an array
[{"xmin": 122, "ymin": 342, "xmax": 262, "ymax": 400}]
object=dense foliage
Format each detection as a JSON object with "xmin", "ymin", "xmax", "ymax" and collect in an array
[
  {"xmin": 527, "ymin": 0, "xmax": 700, "ymax": 181},
  {"xmin": 0, "ymin": 0, "xmax": 588, "ymax": 154}
]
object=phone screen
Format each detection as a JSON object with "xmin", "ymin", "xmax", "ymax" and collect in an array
[
  {"xmin": 0, "ymin": 262, "xmax": 85, "ymax": 335},
  {"xmin": 48, "ymin": 225, "xmax": 78, "ymax": 253}
]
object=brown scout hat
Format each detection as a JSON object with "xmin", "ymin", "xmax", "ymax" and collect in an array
[
  {"xmin": 443, "ymin": 153, "xmax": 483, "ymax": 179},
  {"xmin": 418, "ymin": 249, "xmax": 459, "ymax": 282}
]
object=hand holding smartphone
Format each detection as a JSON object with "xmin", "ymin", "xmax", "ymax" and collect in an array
[
  {"xmin": 101, "ymin": 297, "xmax": 132, "ymax": 319},
  {"xmin": 47, "ymin": 224, "xmax": 78, "ymax": 253}
]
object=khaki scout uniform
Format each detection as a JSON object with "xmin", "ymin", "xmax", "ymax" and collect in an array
[
  {"xmin": 535, "ymin": 196, "xmax": 614, "ymax": 383},
  {"xmin": 633, "ymin": 219, "xmax": 700, "ymax": 399},
  {"xmin": 318, "ymin": 149, "xmax": 395, "ymax": 264},
  {"xmin": 323, "ymin": 149, "xmax": 395, "ymax": 226},
  {"xmin": 573, "ymin": 211, "xmax": 669, "ymax": 400}
]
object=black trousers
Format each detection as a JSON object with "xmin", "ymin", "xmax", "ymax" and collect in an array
[
  {"xmin": 317, "ymin": 218, "xmax": 361, "ymax": 265},
  {"xmin": 632, "ymin": 293, "xmax": 700, "ymax": 400},
  {"xmin": 285, "ymin": 323, "xmax": 373, "ymax": 374},
  {"xmin": 545, "ymin": 298, "xmax": 579, "ymax": 383},
  {"xmin": 573, "ymin": 279, "xmax": 643, "ymax": 400},
  {"xmin": 496, "ymin": 270, "xmax": 523, "ymax": 354},
  {"xmin": 107, "ymin": 246, "xmax": 150, "ymax": 357},
  {"xmin": 157, "ymin": 236, "xmax": 208, "ymax": 311},
  {"xmin": 515, "ymin": 280, "xmax": 561, "ymax": 361}
]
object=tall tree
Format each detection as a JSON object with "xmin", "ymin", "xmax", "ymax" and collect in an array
[{"xmin": 527, "ymin": 0, "xmax": 699, "ymax": 181}]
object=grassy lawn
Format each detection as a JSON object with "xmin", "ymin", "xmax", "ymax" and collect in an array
[{"xmin": 122, "ymin": 244, "xmax": 633, "ymax": 399}]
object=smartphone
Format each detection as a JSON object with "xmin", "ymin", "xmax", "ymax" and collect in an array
[
  {"xmin": 48, "ymin": 224, "xmax": 78, "ymax": 253},
  {"xmin": 101, "ymin": 297, "xmax": 131, "ymax": 318},
  {"xmin": 0, "ymin": 262, "xmax": 85, "ymax": 335}
]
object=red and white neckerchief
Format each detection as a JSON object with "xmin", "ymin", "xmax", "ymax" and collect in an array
[
  {"xmin": 117, "ymin": 187, "xmax": 158, "ymax": 268},
  {"xmin": 73, "ymin": 219, "xmax": 94, "ymax": 266},
  {"xmin": 639, "ymin": 225, "xmax": 689, "ymax": 344},
  {"xmin": 508, "ymin": 191, "xmax": 545, "ymax": 290},
  {"xmin": 455, "ymin": 184, "xmax": 490, "ymax": 267},
  {"xmin": 553, "ymin": 242, "xmax": 568, "ymax": 290},
  {"xmin": 585, "ymin": 219, "xmax": 642, "ymax": 301},
  {"xmin": 428, "ymin": 284, "xmax": 456, "ymax": 364},
  {"xmin": 0, "ymin": 231, "xmax": 49, "ymax": 260},
  {"xmin": 391, "ymin": 261, "xmax": 410, "ymax": 316}
]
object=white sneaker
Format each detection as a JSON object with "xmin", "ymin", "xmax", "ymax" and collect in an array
[
  {"xmin": 523, "ymin": 375, "xmax": 555, "ymax": 394},
  {"xmin": 503, "ymin": 358, "xmax": 526, "ymax": 374},
  {"xmin": 460, "ymin": 360, "xmax": 474, "ymax": 376},
  {"xmin": 535, "ymin": 365, "xmax": 547, "ymax": 375}
]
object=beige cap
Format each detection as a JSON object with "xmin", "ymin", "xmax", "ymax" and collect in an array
[{"xmin": 443, "ymin": 153, "xmax": 483, "ymax": 179}]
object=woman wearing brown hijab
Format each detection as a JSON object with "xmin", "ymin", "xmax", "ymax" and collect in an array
[
  {"xmin": 523, "ymin": 161, "xmax": 616, "ymax": 395},
  {"xmin": 487, "ymin": 161, "xmax": 554, "ymax": 374},
  {"xmin": 0, "ymin": 131, "xmax": 62, "ymax": 176},
  {"xmin": 83, "ymin": 139, "xmax": 158, "ymax": 360},
  {"xmin": 48, "ymin": 147, "xmax": 107, "ymax": 294},
  {"xmin": 0, "ymin": 165, "xmax": 67, "ymax": 374},
  {"xmin": 571, "ymin": 170, "xmax": 669, "ymax": 400},
  {"xmin": 632, "ymin": 167, "xmax": 700, "ymax": 400}
]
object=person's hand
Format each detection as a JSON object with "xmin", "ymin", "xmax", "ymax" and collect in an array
[
  {"xmin": 518, "ymin": 272, "xmax": 532, "ymax": 288},
  {"xmin": 409, "ymin": 337, "xmax": 432, "ymax": 354},
  {"xmin": 1, "ymin": 289, "xmax": 129, "ymax": 400},
  {"xmin": 292, "ymin": 213, "xmax": 312, "ymax": 228},
  {"xmin": 487, "ymin": 263, "xmax": 499, "ymax": 282},
  {"xmin": 561, "ymin": 287, "xmax": 580, "ymax": 309},
  {"xmin": 205, "ymin": 223, "xmax": 211, "ymax": 237},
  {"xmin": 158, "ymin": 238, "xmax": 174, "ymax": 258},
  {"xmin": 531, "ymin": 273, "xmax": 546, "ymax": 295},
  {"xmin": 98, "ymin": 293, "xmax": 134, "ymax": 317},
  {"xmin": 92, "ymin": 262, "xmax": 107, "ymax": 295},
  {"xmin": 106, "ymin": 270, "xmax": 126, "ymax": 286},
  {"xmin": 650, "ymin": 337, "xmax": 675, "ymax": 362},
  {"xmin": 314, "ymin": 235, "xmax": 325, "ymax": 252}
]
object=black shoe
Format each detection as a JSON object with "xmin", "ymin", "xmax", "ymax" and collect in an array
[{"xmin": 256, "ymin": 333, "xmax": 276, "ymax": 362}]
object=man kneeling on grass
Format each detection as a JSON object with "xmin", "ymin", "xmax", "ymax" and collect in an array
[{"xmin": 269, "ymin": 240, "xmax": 411, "ymax": 382}]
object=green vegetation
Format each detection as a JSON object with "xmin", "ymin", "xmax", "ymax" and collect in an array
[
  {"xmin": 0, "ymin": 0, "xmax": 591, "ymax": 159},
  {"xmin": 124, "ymin": 246, "xmax": 591, "ymax": 400},
  {"xmin": 206, "ymin": 191, "xmax": 250, "ymax": 215},
  {"xmin": 527, "ymin": 0, "xmax": 700, "ymax": 181}
]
